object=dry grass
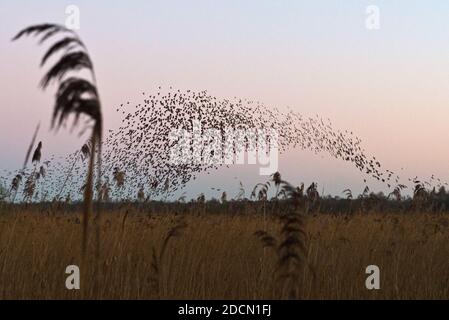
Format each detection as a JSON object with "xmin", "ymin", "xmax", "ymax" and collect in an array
[{"xmin": 0, "ymin": 207, "xmax": 448, "ymax": 300}]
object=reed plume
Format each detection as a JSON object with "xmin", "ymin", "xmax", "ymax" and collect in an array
[
  {"xmin": 13, "ymin": 23, "xmax": 103, "ymax": 256},
  {"xmin": 254, "ymin": 177, "xmax": 313, "ymax": 299},
  {"xmin": 31, "ymin": 142, "xmax": 42, "ymax": 163},
  {"xmin": 22, "ymin": 123, "xmax": 40, "ymax": 169}
]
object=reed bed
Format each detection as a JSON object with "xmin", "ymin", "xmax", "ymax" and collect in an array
[{"xmin": 0, "ymin": 206, "xmax": 448, "ymax": 300}]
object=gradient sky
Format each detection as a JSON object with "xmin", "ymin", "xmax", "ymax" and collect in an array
[{"xmin": 1, "ymin": 1, "xmax": 449, "ymax": 198}]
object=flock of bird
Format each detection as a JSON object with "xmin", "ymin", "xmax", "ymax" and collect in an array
[{"xmin": 1, "ymin": 87, "xmax": 447, "ymax": 202}]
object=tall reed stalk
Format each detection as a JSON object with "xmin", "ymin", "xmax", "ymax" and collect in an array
[{"xmin": 13, "ymin": 24, "xmax": 103, "ymax": 258}]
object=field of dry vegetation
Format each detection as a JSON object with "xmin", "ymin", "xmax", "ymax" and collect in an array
[
  {"xmin": 1, "ymin": 204, "xmax": 448, "ymax": 300},
  {"xmin": 5, "ymin": 23, "xmax": 449, "ymax": 301}
]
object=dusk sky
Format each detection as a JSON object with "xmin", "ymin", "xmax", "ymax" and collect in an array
[{"xmin": 1, "ymin": 1, "xmax": 449, "ymax": 198}]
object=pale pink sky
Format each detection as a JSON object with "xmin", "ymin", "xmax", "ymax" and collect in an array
[{"xmin": 1, "ymin": 1, "xmax": 449, "ymax": 196}]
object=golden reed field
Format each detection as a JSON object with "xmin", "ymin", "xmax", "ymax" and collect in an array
[{"xmin": 1, "ymin": 204, "xmax": 448, "ymax": 300}]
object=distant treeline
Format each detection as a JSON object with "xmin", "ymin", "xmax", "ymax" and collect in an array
[{"xmin": 2, "ymin": 186, "xmax": 449, "ymax": 215}]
